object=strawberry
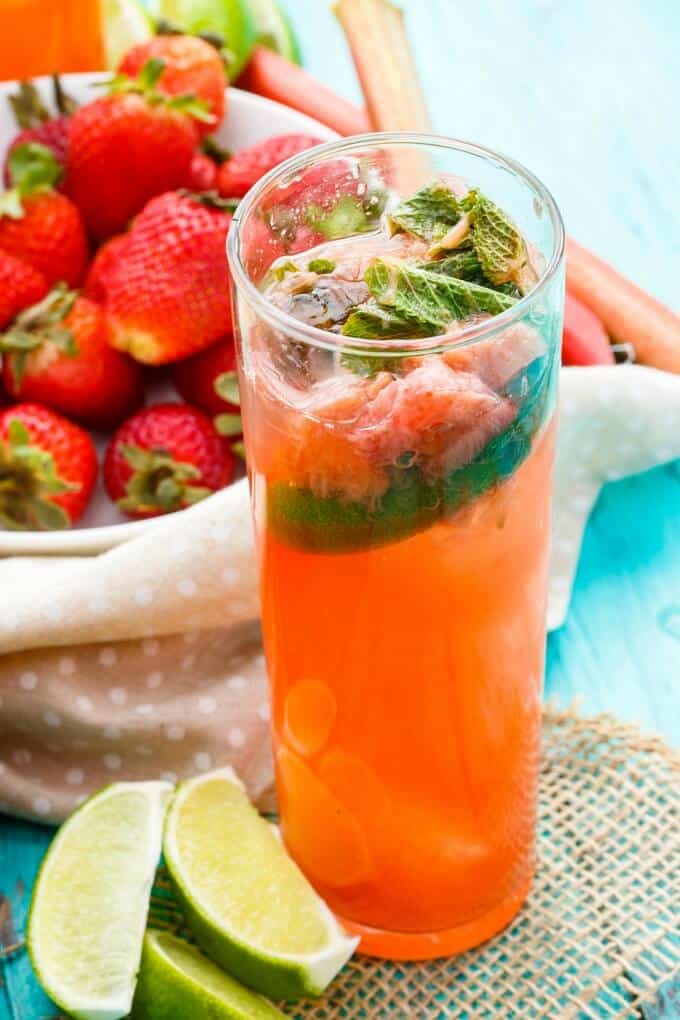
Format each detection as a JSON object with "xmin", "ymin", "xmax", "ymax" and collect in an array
[
  {"xmin": 0, "ymin": 249, "xmax": 49, "ymax": 330},
  {"xmin": 82, "ymin": 234, "xmax": 129, "ymax": 302},
  {"xmin": 1, "ymin": 285, "xmax": 144, "ymax": 429},
  {"xmin": 185, "ymin": 151, "xmax": 219, "ymax": 191},
  {"xmin": 172, "ymin": 336, "xmax": 241, "ymax": 423},
  {"xmin": 105, "ymin": 190, "xmax": 235, "ymax": 364},
  {"xmin": 217, "ymin": 134, "xmax": 323, "ymax": 198},
  {"xmin": 3, "ymin": 79, "xmax": 74, "ymax": 187},
  {"xmin": 0, "ymin": 402, "xmax": 97, "ymax": 529},
  {"xmin": 65, "ymin": 59, "xmax": 211, "ymax": 241},
  {"xmin": 103, "ymin": 402, "xmax": 234, "ymax": 518},
  {"xmin": 0, "ymin": 143, "xmax": 88, "ymax": 287},
  {"xmin": 118, "ymin": 35, "xmax": 225, "ymax": 138}
]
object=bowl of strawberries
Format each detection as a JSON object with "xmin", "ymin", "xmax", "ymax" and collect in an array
[{"xmin": 0, "ymin": 33, "xmax": 334, "ymax": 554}]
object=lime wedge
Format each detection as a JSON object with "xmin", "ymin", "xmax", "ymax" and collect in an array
[
  {"xmin": 101, "ymin": 0, "xmax": 153, "ymax": 69},
  {"xmin": 164, "ymin": 768, "xmax": 358, "ymax": 1001},
  {"xmin": 246, "ymin": 0, "xmax": 301, "ymax": 63},
  {"xmin": 150, "ymin": 0, "xmax": 257, "ymax": 79},
  {"xmin": 28, "ymin": 782, "xmax": 172, "ymax": 1020},
  {"xmin": 131, "ymin": 931, "xmax": 286, "ymax": 1019}
]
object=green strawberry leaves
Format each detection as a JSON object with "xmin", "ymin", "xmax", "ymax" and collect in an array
[
  {"xmin": 118, "ymin": 445, "xmax": 211, "ymax": 514},
  {"xmin": 0, "ymin": 418, "xmax": 75, "ymax": 530},
  {"xmin": 108, "ymin": 58, "xmax": 214, "ymax": 124},
  {"xmin": 1, "ymin": 142, "xmax": 64, "ymax": 220},
  {"xmin": 0, "ymin": 284, "xmax": 79, "ymax": 387},
  {"xmin": 214, "ymin": 413, "xmax": 243, "ymax": 437}
]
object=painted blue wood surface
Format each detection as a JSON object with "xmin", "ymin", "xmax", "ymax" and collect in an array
[{"xmin": 1, "ymin": 1, "xmax": 679, "ymax": 1017}]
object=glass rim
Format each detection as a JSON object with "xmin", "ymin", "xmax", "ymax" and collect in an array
[{"xmin": 226, "ymin": 131, "xmax": 566, "ymax": 354}]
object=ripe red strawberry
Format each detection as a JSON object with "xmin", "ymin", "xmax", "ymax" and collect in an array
[
  {"xmin": 103, "ymin": 402, "xmax": 234, "ymax": 518},
  {"xmin": 65, "ymin": 59, "xmax": 210, "ymax": 241},
  {"xmin": 82, "ymin": 234, "xmax": 129, "ymax": 302},
  {"xmin": 105, "ymin": 190, "xmax": 235, "ymax": 364},
  {"xmin": 3, "ymin": 79, "xmax": 74, "ymax": 187},
  {"xmin": 0, "ymin": 402, "xmax": 97, "ymax": 529},
  {"xmin": 118, "ymin": 35, "xmax": 225, "ymax": 138},
  {"xmin": 0, "ymin": 143, "xmax": 88, "ymax": 287},
  {"xmin": 217, "ymin": 134, "xmax": 323, "ymax": 198},
  {"xmin": 172, "ymin": 337, "xmax": 239, "ymax": 416},
  {"xmin": 185, "ymin": 150, "xmax": 219, "ymax": 191},
  {"xmin": 0, "ymin": 249, "xmax": 49, "ymax": 329},
  {"xmin": 1, "ymin": 285, "xmax": 144, "ymax": 429}
]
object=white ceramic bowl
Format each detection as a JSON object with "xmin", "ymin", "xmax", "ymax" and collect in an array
[{"xmin": 0, "ymin": 73, "xmax": 335, "ymax": 556}]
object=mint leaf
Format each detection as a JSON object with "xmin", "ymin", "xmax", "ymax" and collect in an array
[
  {"xmin": 307, "ymin": 196, "xmax": 372, "ymax": 240},
  {"xmin": 420, "ymin": 251, "xmax": 486, "ymax": 283},
  {"xmin": 388, "ymin": 181, "xmax": 461, "ymax": 243},
  {"xmin": 307, "ymin": 258, "xmax": 336, "ymax": 274},
  {"xmin": 341, "ymin": 303, "xmax": 429, "ymax": 340},
  {"xmin": 270, "ymin": 260, "xmax": 299, "ymax": 282},
  {"xmin": 466, "ymin": 192, "xmax": 529, "ymax": 288},
  {"xmin": 364, "ymin": 258, "xmax": 518, "ymax": 331},
  {"xmin": 339, "ymin": 351, "xmax": 393, "ymax": 377}
]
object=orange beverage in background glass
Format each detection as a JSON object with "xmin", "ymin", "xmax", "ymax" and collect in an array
[
  {"xmin": 228, "ymin": 134, "xmax": 565, "ymax": 960},
  {"xmin": 0, "ymin": 0, "xmax": 104, "ymax": 81}
]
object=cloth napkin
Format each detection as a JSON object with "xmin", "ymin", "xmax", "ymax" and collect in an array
[{"xmin": 1, "ymin": 365, "xmax": 679, "ymax": 823}]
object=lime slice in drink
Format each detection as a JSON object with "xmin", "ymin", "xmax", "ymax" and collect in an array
[
  {"xmin": 28, "ymin": 782, "xmax": 172, "ymax": 1020},
  {"xmin": 164, "ymin": 767, "xmax": 358, "ymax": 1000},
  {"xmin": 131, "ymin": 930, "xmax": 286, "ymax": 1019},
  {"xmin": 246, "ymin": 0, "xmax": 301, "ymax": 63},
  {"xmin": 151, "ymin": 0, "xmax": 257, "ymax": 79},
  {"xmin": 101, "ymin": 0, "xmax": 154, "ymax": 68}
]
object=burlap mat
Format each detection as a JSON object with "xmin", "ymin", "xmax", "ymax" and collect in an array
[{"xmin": 150, "ymin": 706, "xmax": 680, "ymax": 1019}]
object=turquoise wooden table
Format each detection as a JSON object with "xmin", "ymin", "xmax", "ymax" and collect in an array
[{"xmin": 1, "ymin": 1, "xmax": 678, "ymax": 1017}]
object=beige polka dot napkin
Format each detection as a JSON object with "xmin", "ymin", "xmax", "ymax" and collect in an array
[{"xmin": 1, "ymin": 366, "xmax": 679, "ymax": 822}]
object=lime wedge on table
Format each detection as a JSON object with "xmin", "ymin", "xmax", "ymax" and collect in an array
[
  {"xmin": 101, "ymin": 0, "xmax": 153, "ymax": 68},
  {"xmin": 151, "ymin": 0, "xmax": 257, "ymax": 79},
  {"xmin": 164, "ymin": 768, "xmax": 358, "ymax": 1001},
  {"xmin": 28, "ymin": 782, "xmax": 172, "ymax": 1020},
  {"xmin": 247, "ymin": 0, "xmax": 301, "ymax": 63},
  {"xmin": 131, "ymin": 930, "xmax": 286, "ymax": 1019}
]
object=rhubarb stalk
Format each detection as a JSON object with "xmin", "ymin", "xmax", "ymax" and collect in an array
[
  {"xmin": 238, "ymin": 46, "xmax": 371, "ymax": 137},
  {"xmin": 566, "ymin": 239, "xmax": 680, "ymax": 373},
  {"xmin": 334, "ymin": 0, "xmax": 431, "ymax": 132}
]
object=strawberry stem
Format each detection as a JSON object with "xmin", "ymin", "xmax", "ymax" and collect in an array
[
  {"xmin": 118, "ymin": 445, "xmax": 211, "ymax": 514},
  {"xmin": 0, "ymin": 418, "xmax": 75, "ymax": 530},
  {"xmin": 107, "ymin": 58, "xmax": 215, "ymax": 125},
  {"xmin": 6, "ymin": 142, "xmax": 63, "ymax": 196}
]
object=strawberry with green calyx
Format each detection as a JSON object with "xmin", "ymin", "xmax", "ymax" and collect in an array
[
  {"xmin": 0, "ymin": 143, "xmax": 88, "ymax": 287},
  {"xmin": 3, "ymin": 77, "xmax": 75, "ymax": 187},
  {"xmin": 65, "ymin": 59, "xmax": 211, "ymax": 241},
  {"xmin": 103, "ymin": 403, "xmax": 235, "ymax": 519},
  {"xmin": 1, "ymin": 284, "xmax": 145, "ymax": 429},
  {"xmin": 118, "ymin": 35, "xmax": 227, "ymax": 137},
  {"xmin": 105, "ymin": 190, "xmax": 236, "ymax": 364},
  {"xmin": 0, "ymin": 249, "xmax": 49, "ymax": 330},
  {"xmin": 171, "ymin": 337, "xmax": 239, "ymax": 416},
  {"xmin": 0, "ymin": 403, "xmax": 97, "ymax": 529}
]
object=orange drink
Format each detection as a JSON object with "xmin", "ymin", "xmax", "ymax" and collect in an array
[
  {"xmin": 0, "ymin": 0, "xmax": 104, "ymax": 81},
  {"xmin": 228, "ymin": 135, "xmax": 565, "ymax": 959}
]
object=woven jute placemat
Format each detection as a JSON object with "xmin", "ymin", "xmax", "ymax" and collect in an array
[{"xmin": 151, "ymin": 707, "xmax": 680, "ymax": 1019}]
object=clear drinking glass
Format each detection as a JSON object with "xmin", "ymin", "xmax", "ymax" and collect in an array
[{"xmin": 227, "ymin": 133, "xmax": 565, "ymax": 960}]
